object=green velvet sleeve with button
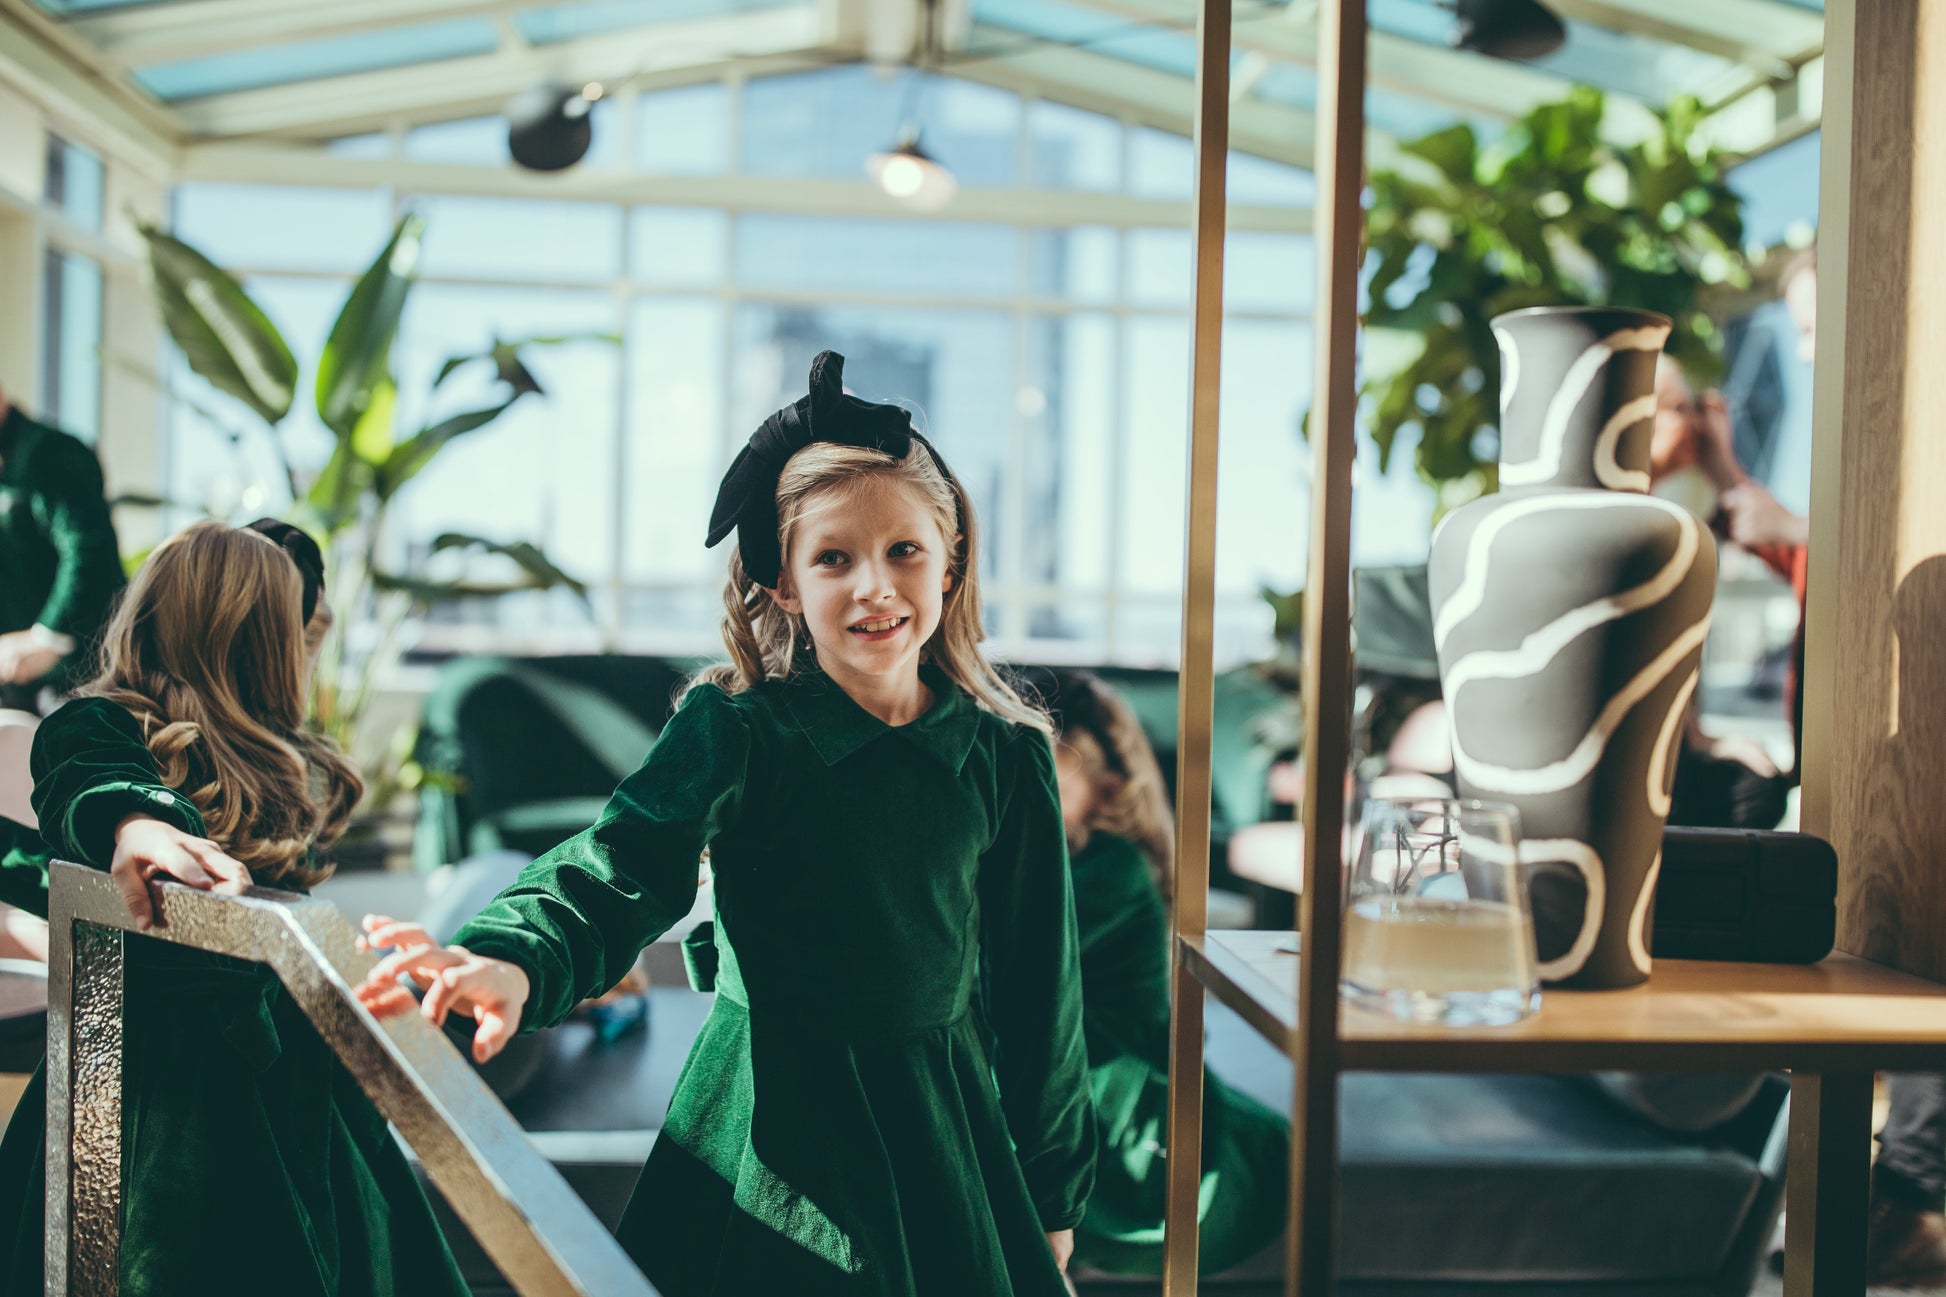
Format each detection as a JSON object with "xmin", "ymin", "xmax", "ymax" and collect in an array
[
  {"xmin": 29, "ymin": 697, "xmax": 206, "ymax": 870},
  {"xmin": 979, "ymin": 728, "xmax": 1097, "ymax": 1233},
  {"xmin": 451, "ymin": 684, "xmax": 750, "ymax": 1033}
]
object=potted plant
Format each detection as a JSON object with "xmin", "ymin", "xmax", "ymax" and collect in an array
[
  {"xmin": 1359, "ymin": 86, "xmax": 1750, "ymax": 515},
  {"xmin": 137, "ymin": 213, "xmax": 606, "ymax": 858}
]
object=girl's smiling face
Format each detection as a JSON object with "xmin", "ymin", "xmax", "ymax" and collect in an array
[{"xmin": 770, "ymin": 473, "xmax": 957, "ymax": 696}]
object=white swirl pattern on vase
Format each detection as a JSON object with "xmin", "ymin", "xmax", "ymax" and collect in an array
[
  {"xmin": 1498, "ymin": 324, "xmax": 1667, "ymax": 488},
  {"xmin": 1437, "ymin": 321, "xmax": 1709, "ymax": 979}
]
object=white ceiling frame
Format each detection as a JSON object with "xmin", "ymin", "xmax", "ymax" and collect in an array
[
  {"xmin": 171, "ymin": 7, "xmax": 833, "ymax": 140},
  {"xmin": 71, "ymin": 0, "xmax": 534, "ymax": 66},
  {"xmin": 175, "ymin": 142, "xmax": 1313, "ymax": 232},
  {"xmin": 1548, "ymin": 0, "xmax": 1823, "ymax": 73},
  {"xmin": 1055, "ymin": 0, "xmax": 1586, "ymax": 124},
  {"xmin": 0, "ymin": 0, "xmax": 177, "ymax": 170},
  {"xmin": 953, "ymin": 23, "xmax": 1330, "ymax": 170}
]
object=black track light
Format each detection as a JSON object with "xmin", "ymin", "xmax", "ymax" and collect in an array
[
  {"xmin": 1453, "ymin": 0, "xmax": 1568, "ymax": 62},
  {"xmin": 506, "ymin": 81, "xmax": 603, "ymax": 172}
]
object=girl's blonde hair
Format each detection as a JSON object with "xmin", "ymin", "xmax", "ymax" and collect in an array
[
  {"xmin": 1038, "ymin": 669, "xmax": 1176, "ymax": 894},
  {"xmin": 84, "ymin": 520, "xmax": 362, "ymax": 888},
  {"xmin": 694, "ymin": 441, "xmax": 1050, "ymax": 735}
]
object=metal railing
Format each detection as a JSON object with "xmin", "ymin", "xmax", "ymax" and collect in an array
[{"xmin": 44, "ymin": 858, "xmax": 656, "ymax": 1296}]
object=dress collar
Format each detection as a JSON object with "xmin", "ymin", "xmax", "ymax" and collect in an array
[{"xmin": 776, "ymin": 665, "xmax": 982, "ymax": 774}]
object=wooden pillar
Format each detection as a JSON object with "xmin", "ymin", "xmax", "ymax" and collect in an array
[
  {"xmin": 1289, "ymin": 2, "xmax": 1365, "ymax": 1294},
  {"xmin": 1162, "ymin": 1, "xmax": 1228, "ymax": 1291},
  {"xmin": 1800, "ymin": 0, "xmax": 1946, "ymax": 978}
]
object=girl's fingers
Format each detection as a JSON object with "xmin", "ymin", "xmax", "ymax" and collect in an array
[
  {"xmin": 358, "ymin": 920, "xmax": 436, "ymax": 954},
  {"xmin": 472, "ymin": 1008, "xmax": 512, "ymax": 1063},
  {"xmin": 163, "ymin": 845, "xmax": 219, "ymax": 890},
  {"xmin": 421, "ymin": 968, "xmax": 463, "ymax": 1028},
  {"xmin": 357, "ymin": 982, "xmax": 421, "ymax": 1019},
  {"xmin": 184, "ymin": 841, "xmax": 251, "ymax": 891},
  {"xmin": 362, "ymin": 943, "xmax": 462, "ymax": 990},
  {"xmin": 109, "ymin": 856, "xmax": 156, "ymax": 931}
]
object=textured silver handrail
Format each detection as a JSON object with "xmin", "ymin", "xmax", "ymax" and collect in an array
[{"xmin": 44, "ymin": 858, "xmax": 656, "ymax": 1296}]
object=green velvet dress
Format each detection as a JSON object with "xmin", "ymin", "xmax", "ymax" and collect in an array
[
  {"xmin": 0, "ymin": 408, "xmax": 126, "ymax": 691},
  {"xmin": 452, "ymin": 669, "xmax": 1096, "ymax": 1297},
  {"xmin": 1067, "ymin": 832, "xmax": 1288, "ymax": 1276},
  {"xmin": 0, "ymin": 697, "xmax": 469, "ymax": 1297}
]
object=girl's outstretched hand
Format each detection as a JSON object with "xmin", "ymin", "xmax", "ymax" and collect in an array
[
  {"xmin": 1046, "ymin": 1229, "xmax": 1074, "ymax": 1274},
  {"xmin": 110, "ymin": 813, "xmax": 252, "ymax": 932},
  {"xmin": 355, "ymin": 914, "xmax": 531, "ymax": 1063}
]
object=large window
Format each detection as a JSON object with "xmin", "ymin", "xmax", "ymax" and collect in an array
[
  {"xmin": 40, "ymin": 134, "xmax": 107, "ymax": 445},
  {"xmin": 166, "ymin": 68, "xmax": 1326, "ymax": 666}
]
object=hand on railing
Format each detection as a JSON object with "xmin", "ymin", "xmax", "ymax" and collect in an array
[
  {"xmin": 110, "ymin": 813, "xmax": 251, "ymax": 931},
  {"xmin": 356, "ymin": 914, "xmax": 531, "ymax": 1063}
]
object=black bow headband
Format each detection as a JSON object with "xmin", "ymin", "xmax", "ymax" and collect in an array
[
  {"xmin": 245, "ymin": 518, "xmax": 326, "ymax": 625},
  {"xmin": 705, "ymin": 350, "xmax": 961, "ymax": 588}
]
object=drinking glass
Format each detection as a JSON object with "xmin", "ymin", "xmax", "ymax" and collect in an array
[{"xmin": 1340, "ymin": 797, "xmax": 1539, "ymax": 1026}]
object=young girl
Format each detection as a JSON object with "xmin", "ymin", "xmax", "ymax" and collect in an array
[
  {"xmin": 359, "ymin": 352, "xmax": 1095, "ymax": 1296},
  {"xmin": 0, "ymin": 519, "xmax": 469, "ymax": 1296},
  {"xmin": 1023, "ymin": 667, "xmax": 1287, "ymax": 1278}
]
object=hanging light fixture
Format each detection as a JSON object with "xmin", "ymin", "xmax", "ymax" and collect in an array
[
  {"xmin": 506, "ymin": 81, "xmax": 603, "ymax": 172},
  {"xmin": 868, "ymin": 0, "xmax": 957, "ymax": 211},
  {"xmin": 868, "ymin": 124, "xmax": 957, "ymax": 211},
  {"xmin": 1451, "ymin": 0, "xmax": 1567, "ymax": 61}
]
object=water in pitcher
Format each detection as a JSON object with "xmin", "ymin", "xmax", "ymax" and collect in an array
[{"xmin": 1342, "ymin": 896, "xmax": 1539, "ymax": 1025}]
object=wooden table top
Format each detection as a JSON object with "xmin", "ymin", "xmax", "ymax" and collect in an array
[{"xmin": 1183, "ymin": 929, "xmax": 1946, "ymax": 1072}]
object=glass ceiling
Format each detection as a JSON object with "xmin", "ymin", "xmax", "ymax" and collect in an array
[{"xmin": 25, "ymin": 0, "xmax": 1823, "ymax": 157}]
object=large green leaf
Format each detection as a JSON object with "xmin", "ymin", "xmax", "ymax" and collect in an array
[
  {"xmin": 306, "ymin": 439, "xmax": 369, "ymax": 532},
  {"xmin": 138, "ymin": 224, "xmax": 297, "ymax": 425},
  {"xmin": 371, "ymin": 532, "xmax": 588, "ymax": 604},
  {"xmin": 374, "ymin": 396, "xmax": 521, "ymax": 500},
  {"xmin": 429, "ymin": 533, "xmax": 588, "ymax": 601},
  {"xmin": 317, "ymin": 214, "xmax": 425, "ymax": 438},
  {"xmin": 351, "ymin": 376, "xmax": 399, "ymax": 464},
  {"xmin": 433, "ymin": 331, "xmax": 621, "ymax": 391}
]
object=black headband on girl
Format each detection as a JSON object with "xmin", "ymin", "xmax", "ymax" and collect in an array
[
  {"xmin": 705, "ymin": 350, "xmax": 962, "ymax": 588},
  {"xmin": 245, "ymin": 518, "xmax": 326, "ymax": 625}
]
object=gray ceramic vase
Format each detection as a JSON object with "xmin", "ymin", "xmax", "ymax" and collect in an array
[{"xmin": 1427, "ymin": 306, "xmax": 1717, "ymax": 989}]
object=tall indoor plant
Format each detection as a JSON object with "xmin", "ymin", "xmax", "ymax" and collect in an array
[
  {"xmin": 137, "ymin": 213, "xmax": 601, "ymax": 807},
  {"xmin": 1360, "ymin": 87, "xmax": 1749, "ymax": 514}
]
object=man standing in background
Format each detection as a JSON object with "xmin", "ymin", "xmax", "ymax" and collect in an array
[{"xmin": 0, "ymin": 377, "xmax": 125, "ymax": 713}]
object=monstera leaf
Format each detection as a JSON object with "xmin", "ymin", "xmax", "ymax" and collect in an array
[{"xmin": 137, "ymin": 224, "xmax": 297, "ymax": 426}]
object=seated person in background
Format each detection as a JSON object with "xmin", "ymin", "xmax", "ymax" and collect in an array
[
  {"xmin": 0, "ymin": 712, "xmax": 46, "ymax": 960},
  {"xmin": 0, "ymin": 519, "xmax": 468, "ymax": 1296},
  {"xmin": 1650, "ymin": 357, "xmax": 1802, "ymax": 829},
  {"xmin": 1024, "ymin": 666, "xmax": 1288, "ymax": 1278},
  {"xmin": 0, "ymin": 379, "xmax": 125, "ymax": 714}
]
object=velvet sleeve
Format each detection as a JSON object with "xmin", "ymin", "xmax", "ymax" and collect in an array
[
  {"xmin": 0, "ymin": 817, "xmax": 51, "ymax": 918},
  {"xmin": 29, "ymin": 697, "xmax": 206, "ymax": 869},
  {"xmin": 30, "ymin": 434, "xmax": 125, "ymax": 642},
  {"xmin": 450, "ymin": 684, "xmax": 749, "ymax": 1033},
  {"xmin": 979, "ymin": 727, "xmax": 1097, "ymax": 1231}
]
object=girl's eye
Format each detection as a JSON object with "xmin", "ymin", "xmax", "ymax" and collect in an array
[
  {"xmin": 889, "ymin": 541, "xmax": 920, "ymax": 558},
  {"xmin": 814, "ymin": 551, "xmax": 847, "ymax": 568}
]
